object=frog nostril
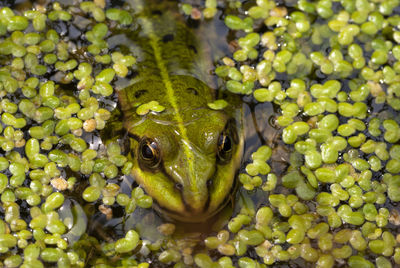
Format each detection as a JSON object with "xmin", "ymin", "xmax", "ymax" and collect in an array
[
  {"xmin": 175, "ymin": 183, "xmax": 183, "ymax": 192},
  {"xmin": 207, "ymin": 179, "xmax": 213, "ymax": 189},
  {"xmin": 134, "ymin": 89, "xmax": 148, "ymax": 98},
  {"xmin": 186, "ymin": 87, "xmax": 198, "ymax": 95}
]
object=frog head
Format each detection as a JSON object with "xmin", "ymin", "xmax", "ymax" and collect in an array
[{"xmin": 121, "ymin": 76, "xmax": 243, "ymax": 222}]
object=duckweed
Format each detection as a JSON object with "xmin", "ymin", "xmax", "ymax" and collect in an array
[
  {"xmin": 212, "ymin": 0, "xmax": 400, "ymax": 266},
  {"xmin": 1, "ymin": 0, "xmax": 400, "ymax": 266},
  {"xmin": 0, "ymin": 1, "xmax": 158, "ymax": 266}
]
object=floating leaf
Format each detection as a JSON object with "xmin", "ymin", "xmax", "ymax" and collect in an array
[
  {"xmin": 136, "ymin": 101, "xmax": 165, "ymax": 115},
  {"xmin": 207, "ymin": 99, "xmax": 228, "ymax": 110}
]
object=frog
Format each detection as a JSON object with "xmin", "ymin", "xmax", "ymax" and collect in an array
[{"xmin": 116, "ymin": 0, "xmax": 244, "ymax": 222}]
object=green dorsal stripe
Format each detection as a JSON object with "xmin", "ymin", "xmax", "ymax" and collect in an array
[{"xmin": 140, "ymin": 17, "xmax": 200, "ymax": 198}]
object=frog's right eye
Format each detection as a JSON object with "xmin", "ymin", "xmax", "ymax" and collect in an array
[{"xmin": 138, "ymin": 138, "xmax": 161, "ymax": 170}]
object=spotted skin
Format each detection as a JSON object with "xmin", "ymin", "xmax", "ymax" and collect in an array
[{"xmin": 119, "ymin": 0, "xmax": 243, "ymax": 222}]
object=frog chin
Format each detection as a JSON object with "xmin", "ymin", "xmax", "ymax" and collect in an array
[{"xmin": 152, "ymin": 184, "xmax": 236, "ymax": 223}]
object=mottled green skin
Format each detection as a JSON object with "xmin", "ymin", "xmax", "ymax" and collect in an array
[{"xmin": 119, "ymin": 0, "xmax": 243, "ymax": 222}]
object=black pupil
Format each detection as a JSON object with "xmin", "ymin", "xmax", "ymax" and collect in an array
[
  {"xmin": 142, "ymin": 144, "xmax": 154, "ymax": 159},
  {"xmin": 220, "ymin": 135, "xmax": 232, "ymax": 152}
]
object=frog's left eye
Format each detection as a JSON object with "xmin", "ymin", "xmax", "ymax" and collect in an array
[
  {"xmin": 217, "ymin": 133, "xmax": 232, "ymax": 164},
  {"xmin": 138, "ymin": 138, "xmax": 161, "ymax": 169}
]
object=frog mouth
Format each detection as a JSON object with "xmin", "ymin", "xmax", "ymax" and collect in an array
[{"xmin": 151, "ymin": 170, "xmax": 239, "ymax": 223}]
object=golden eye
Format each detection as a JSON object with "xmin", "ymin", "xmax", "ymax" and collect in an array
[
  {"xmin": 139, "ymin": 138, "xmax": 161, "ymax": 169},
  {"xmin": 217, "ymin": 133, "xmax": 232, "ymax": 164}
]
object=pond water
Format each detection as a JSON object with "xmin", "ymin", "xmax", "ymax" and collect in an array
[{"xmin": 1, "ymin": 0, "xmax": 400, "ymax": 267}]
